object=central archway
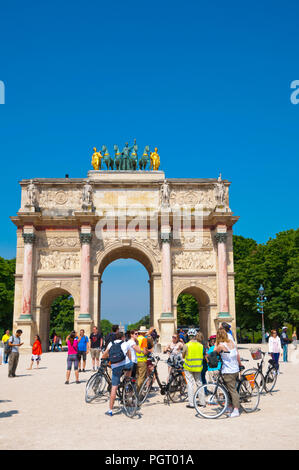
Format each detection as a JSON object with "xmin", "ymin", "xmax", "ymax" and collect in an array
[{"xmin": 96, "ymin": 244, "xmax": 156, "ymax": 329}]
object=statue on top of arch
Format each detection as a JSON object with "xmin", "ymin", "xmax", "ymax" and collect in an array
[{"xmin": 91, "ymin": 140, "xmax": 161, "ymax": 172}]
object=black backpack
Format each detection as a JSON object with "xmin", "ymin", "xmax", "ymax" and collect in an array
[
  {"xmin": 108, "ymin": 340, "xmax": 126, "ymax": 364},
  {"xmin": 207, "ymin": 350, "xmax": 219, "ymax": 369}
]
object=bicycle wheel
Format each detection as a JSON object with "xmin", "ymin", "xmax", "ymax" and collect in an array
[
  {"xmin": 168, "ymin": 374, "xmax": 188, "ymax": 403},
  {"xmin": 85, "ymin": 373, "xmax": 106, "ymax": 403},
  {"xmin": 138, "ymin": 376, "xmax": 153, "ymax": 405},
  {"xmin": 264, "ymin": 367, "xmax": 277, "ymax": 393},
  {"xmin": 243, "ymin": 368, "xmax": 265, "ymax": 394},
  {"xmin": 193, "ymin": 383, "xmax": 229, "ymax": 419},
  {"xmin": 238, "ymin": 377, "xmax": 260, "ymax": 413},
  {"xmin": 122, "ymin": 380, "xmax": 138, "ymax": 418}
]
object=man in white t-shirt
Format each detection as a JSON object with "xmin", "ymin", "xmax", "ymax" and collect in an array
[
  {"xmin": 125, "ymin": 330, "xmax": 142, "ymax": 378},
  {"xmin": 102, "ymin": 331, "xmax": 133, "ymax": 416}
]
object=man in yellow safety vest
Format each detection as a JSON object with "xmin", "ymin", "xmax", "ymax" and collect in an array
[
  {"xmin": 136, "ymin": 326, "xmax": 149, "ymax": 391},
  {"xmin": 183, "ymin": 328, "xmax": 205, "ymax": 409}
]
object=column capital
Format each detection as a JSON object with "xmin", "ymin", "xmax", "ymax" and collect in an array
[
  {"xmin": 160, "ymin": 231, "xmax": 172, "ymax": 243},
  {"xmin": 215, "ymin": 232, "xmax": 228, "ymax": 244},
  {"xmin": 80, "ymin": 233, "xmax": 92, "ymax": 245},
  {"xmin": 22, "ymin": 233, "xmax": 36, "ymax": 244}
]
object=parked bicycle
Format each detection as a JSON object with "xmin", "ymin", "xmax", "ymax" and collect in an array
[
  {"xmin": 193, "ymin": 353, "xmax": 260, "ymax": 419},
  {"xmin": 85, "ymin": 359, "xmax": 139, "ymax": 418},
  {"xmin": 243, "ymin": 349, "xmax": 278, "ymax": 394},
  {"xmin": 138, "ymin": 354, "xmax": 188, "ymax": 405}
]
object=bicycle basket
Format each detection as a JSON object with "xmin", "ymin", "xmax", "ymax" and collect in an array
[
  {"xmin": 250, "ymin": 348, "xmax": 262, "ymax": 360},
  {"xmin": 245, "ymin": 373, "xmax": 256, "ymax": 389}
]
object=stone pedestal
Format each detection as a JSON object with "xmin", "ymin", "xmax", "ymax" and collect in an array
[{"xmin": 158, "ymin": 317, "xmax": 176, "ymax": 348}]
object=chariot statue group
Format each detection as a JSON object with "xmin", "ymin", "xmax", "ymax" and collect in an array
[{"xmin": 91, "ymin": 140, "xmax": 160, "ymax": 172}]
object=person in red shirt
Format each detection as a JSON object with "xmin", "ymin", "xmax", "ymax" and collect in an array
[{"xmin": 27, "ymin": 335, "xmax": 42, "ymax": 370}]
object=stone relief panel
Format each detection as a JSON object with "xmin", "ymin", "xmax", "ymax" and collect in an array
[
  {"xmin": 38, "ymin": 251, "xmax": 80, "ymax": 271},
  {"xmin": 38, "ymin": 189, "xmax": 82, "ymax": 211},
  {"xmin": 170, "ymin": 188, "xmax": 216, "ymax": 208},
  {"xmin": 172, "ymin": 251, "xmax": 215, "ymax": 271},
  {"xmin": 172, "ymin": 232, "xmax": 214, "ymax": 250},
  {"xmin": 37, "ymin": 232, "xmax": 80, "ymax": 249}
]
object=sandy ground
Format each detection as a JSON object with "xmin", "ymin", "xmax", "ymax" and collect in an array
[{"xmin": 0, "ymin": 343, "xmax": 298, "ymax": 450}]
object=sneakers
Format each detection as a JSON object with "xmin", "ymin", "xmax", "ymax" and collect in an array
[
  {"xmin": 105, "ymin": 410, "xmax": 113, "ymax": 417},
  {"xmin": 65, "ymin": 381, "xmax": 69, "ymax": 384},
  {"xmin": 229, "ymin": 409, "xmax": 240, "ymax": 418}
]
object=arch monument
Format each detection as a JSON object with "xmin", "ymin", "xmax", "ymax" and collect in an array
[{"xmin": 10, "ymin": 145, "xmax": 239, "ymax": 350}]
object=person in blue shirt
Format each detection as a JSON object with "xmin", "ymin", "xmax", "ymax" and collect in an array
[
  {"xmin": 77, "ymin": 329, "xmax": 90, "ymax": 372},
  {"xmin": 206, "ymin": 335, "xmax": 221, "ymax": 382}
]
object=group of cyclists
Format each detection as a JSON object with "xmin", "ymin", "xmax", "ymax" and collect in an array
[{"xmin": 81, "ymin": 320, "xmax": 269, "ymax": 419}]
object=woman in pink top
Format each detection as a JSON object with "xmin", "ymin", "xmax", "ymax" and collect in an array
[{"xmin": 65, "ymin": 331, "xmax": 80, "ymax": 384}]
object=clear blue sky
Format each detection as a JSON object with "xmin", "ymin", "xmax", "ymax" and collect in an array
[{"xmin": 1, "ymin": 1, "xmax": 298, "ymax": 322}]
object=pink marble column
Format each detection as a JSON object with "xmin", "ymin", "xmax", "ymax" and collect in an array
[
  {"xmin": 21, "ymin": 232, "xmax": 36, "ymax": 318},
  {"xmin": 161, "ymin": 230, "xmax": 172, "ymax": 315},
  {"xmin": 80, "ymin": 232, "xmax": 92, "ymax": 318},
  {"xmin": 215, "ymin": 231, "xmax": 229, "ymax": 314}
]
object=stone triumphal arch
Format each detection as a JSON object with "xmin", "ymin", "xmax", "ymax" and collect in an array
[{"xmin": 11, "ymin": 148, "xmax": 239, "ymax": 350}]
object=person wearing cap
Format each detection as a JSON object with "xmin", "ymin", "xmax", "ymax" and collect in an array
[
  {"xmin": 206, "ymin": 335, "xmax": 221, "ymax": 382},
  {"xmin": 280, "ymin": 326, "xmax": 289, "ymax": 362},
  {"xmin": 182, "ymin": 328, "xmax": 205, "ymax": 409},
  {"xmin": 136, "ymin": 326, "xmax": 149, "ymax": 391},
  {"xmin": 221, "ymin": 322, "xmax": 236, "ymax": 344}
]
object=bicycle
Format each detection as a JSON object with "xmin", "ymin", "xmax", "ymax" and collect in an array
[
  {"xmin": 243, "ymin": 349, "xmax": 278, "ymax": 394},
  {"xmin": 85, "ymin": 359, "xmax": 125, "ymax": 403},
  {"xmin": 138, "ymin": 354, "xmax": 188, "ymax": 405},
  {"xmin": 85, "ymin": 359, "xmax": 139, "ymax": 418},
  {"xmin": 193, "ymin": 353, "xmax": 260, "ymax": 419}
]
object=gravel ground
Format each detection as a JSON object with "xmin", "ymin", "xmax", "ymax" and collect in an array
[{"xmin": 0, "ymin": 343, "xmax": 298, "ymax": 450}]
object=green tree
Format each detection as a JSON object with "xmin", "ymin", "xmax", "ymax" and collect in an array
[
  {"xmin": 127, "ymin": 314, "xmax": 150, "ymax": 331},
  {"xmin": 100, "ymin": 319, "xmax": 113, "ymax": 336},
  {"xmin": 50, "ymin": 295, "xmax": 74, "ymax": 338},
  {"xmin": 0, "ymin": 257, "xmax": 16, "ymax": 333},
  {"xmin": 177, "ymin": 293, "xmax": 198, "ymax": 326}
]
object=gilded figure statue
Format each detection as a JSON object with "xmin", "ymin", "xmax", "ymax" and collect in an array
[
  {"xmin": 150, "ymin": 147, "xmax": 160, "ymax": 171},
  {"xmin": 91, "ymin": 147, "xmax": 102, "ymax": 171}
]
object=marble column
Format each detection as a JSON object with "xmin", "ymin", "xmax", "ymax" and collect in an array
[
  {"xmin": 161, "ymin": 230, "xmax": 172, "ymax": 316},
  {"xmin": 215, "ymin": 231, "xmax": 229, "ymax": 316},
  {"xmin": 79, "ymin": 232, "xmax": 92, "ymax": 319},
  {"xmin": 20, "ymin": 232, "xmax": 36, "ymax": 319}
]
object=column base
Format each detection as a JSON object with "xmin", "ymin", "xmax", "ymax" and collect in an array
[
  {"xmin": 16, "ymin": 317, "xmax": 35, "ymax": 349},
  {"xmin": 75, "ymin": 317, "xmax": 93, "ymax": 337},
  {"xmin": 78, "ymin": 313, "xmax": 92, "ymax": 319},
  {"xmin": 158, "ymin": 316, "xmax": 176, "ymax": 348}
]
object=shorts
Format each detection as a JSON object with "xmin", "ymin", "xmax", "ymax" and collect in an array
[
  {"xmin": 31, "ymin": 355, "xmax": 41, "ymax": 362},
  {"xmin": 77, "ymin": 351, "xmax": 87, "ymax": 361},
  {"xmin": 111, "ymin": 362, "xmax": 133, "ymax": 386},
  {"xmin": 67, "ymin": 354, "xmax": 79, "ymax": 371},
  {"xmin": 90, "ymin": 348, "xmax": 100, "ymax": 360}
]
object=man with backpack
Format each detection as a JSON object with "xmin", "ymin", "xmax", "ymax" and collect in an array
[
  {"xmin": 101, "ymin": 331, "xmax": 132, "ymax": 416},
  {"xmin": 7, "ymin": 330, "xmax": 23, "ymax": 377}
]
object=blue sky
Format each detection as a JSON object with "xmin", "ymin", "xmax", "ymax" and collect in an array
[{"xmin": 1, "ymin": 1, "xmax": 298, "ymax": 322}]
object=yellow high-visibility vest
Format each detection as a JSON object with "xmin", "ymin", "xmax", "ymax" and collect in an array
[
  {"xmin": 136, "ymin": 335, "xmax": 147, "ymax": 363},
  {"xmin": 183, "ymin": 341, "xmax": 203, "ymax": 372}
]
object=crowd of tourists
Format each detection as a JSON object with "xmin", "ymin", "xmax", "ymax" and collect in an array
[{"xmin": 0, "ymin": 323, "xmax": 296, "ymax": 418}]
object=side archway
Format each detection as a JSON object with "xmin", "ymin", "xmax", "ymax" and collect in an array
[{"xmin": 174, "ymin": 283, "xmax": 211, "ymax": 339}]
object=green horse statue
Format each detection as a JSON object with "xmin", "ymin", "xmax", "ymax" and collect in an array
[{"xmin": 102, "ymin": 145, "xmax": 114, "ymax": 170}]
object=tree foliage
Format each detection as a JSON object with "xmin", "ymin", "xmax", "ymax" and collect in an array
[
  {"xmin": 127, "ymin": 314, "xmax": 150, "ymax": 331},
  {"xmin": 0, "ymin": 257, "xmax": 16, "ymax": 333},
  {"xmin": 100, "ymin": 319, "xmax": 113, "ymax": 336},
  {"xmin": 177, "ymin": 293, "xmax": 198, "ymax": 326},
  {"xmin": 234, "ymin": 229, "xmax": 299, "ymax": 331},
  {"xmin": 50, "ymin": 295, "xmax": 74, "ymax": 338}
]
